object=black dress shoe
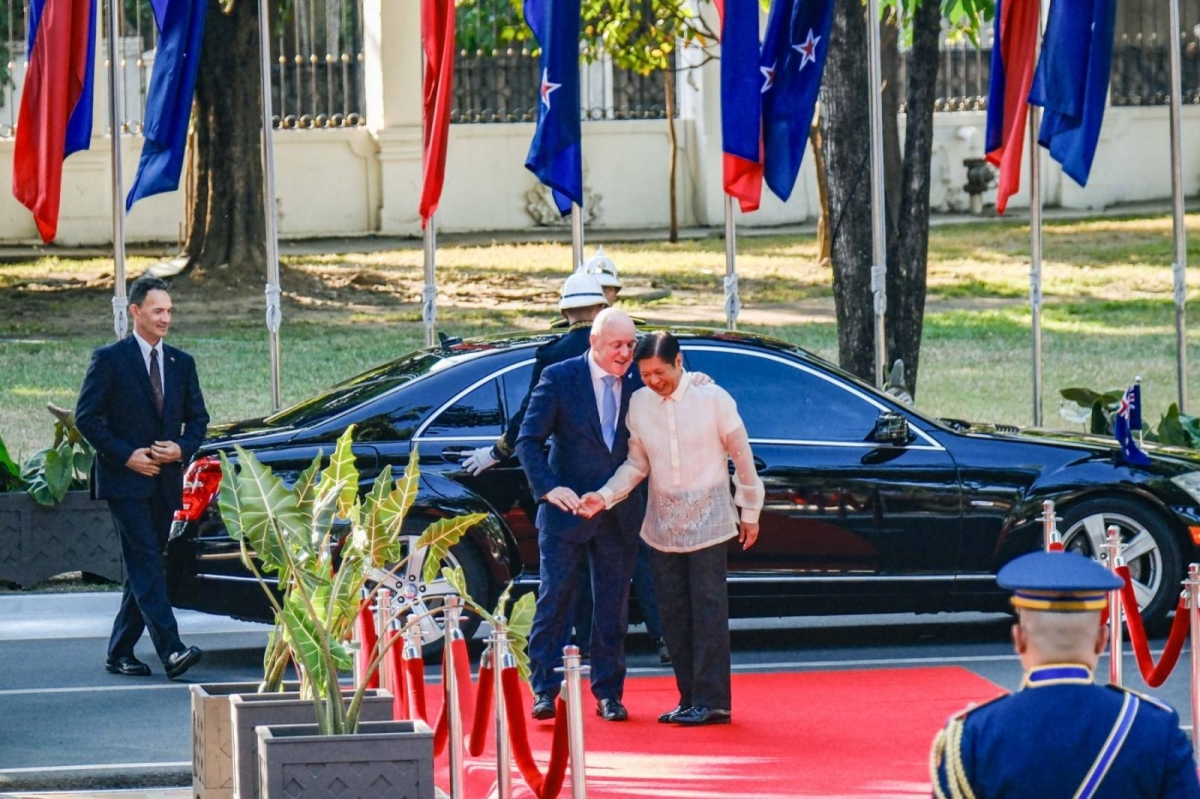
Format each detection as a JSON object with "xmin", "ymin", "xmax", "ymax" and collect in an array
[
  {"xmin": 674, "ymin": 706, "xmax": 731, "ymax": 726},
  {"xmin": 531, "ymin": 693, "xmax": 556, "ymax": 720},
  {"xmin": 163, "ymin": 646, "xmax": 203, "ymax": 680},
  {"xmin": 105, "ymin": 655, "xmax": 151, "ymax": 677},
  {"xmin": 658, "ymin": 705, "xmax": 689, "ymax": 724},
  {"xmin": 596, "ymin": 698, "xmax": 629, "ymax": 721}
]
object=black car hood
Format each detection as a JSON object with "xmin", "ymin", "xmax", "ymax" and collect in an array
[{"xmin": 965, "ymin": 423, "xmax": 1200, "ymax": 469}]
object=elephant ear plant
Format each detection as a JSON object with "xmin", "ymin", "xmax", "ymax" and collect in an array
[{"xmin": 216, "ymin": 424, "xmax": 523, "ymax": 735}]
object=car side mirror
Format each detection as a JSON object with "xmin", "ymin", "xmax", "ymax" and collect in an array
[{"xmin": 873, "ymin": 411, "xmax": 910, "ymax": 445}]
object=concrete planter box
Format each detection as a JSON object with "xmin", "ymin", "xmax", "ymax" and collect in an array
[
  {"xmin": 257, "ymin": 720, "xmax": 434, "ymax": 799},
  {"xmin": 191, "ymin": 681, "xmax": 302, "ymax": 799},
  {"xmin": 231, "ymin": 688, "xmax": 394, "ymax": 799},
  {"xmin": 0, "ymin": 490, "xmax": 120, "ymax": 588}
]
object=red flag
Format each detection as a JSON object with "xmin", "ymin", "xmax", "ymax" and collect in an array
[
  {"xmin": 715, "ymin": 0, "xmax": 764, "ymax": 213},
  {"xmin": 13, "ymin": 0, "xmax": 95, "ymax": 243},
  {"xmin": 984, "ymin": 0, "xmax": 1039, "ymax": 214},
  {"xmin": 419, "ymin": 0, "xmax": 456, "ymax": 227}
]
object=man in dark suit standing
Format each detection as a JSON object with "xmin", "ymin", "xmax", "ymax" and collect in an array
[
  {"xmin": 76, "ymin": 275, "xmax": 209, "ymax": 679},
  {"xmin": 516, "ymin": 308, "xmax": 645, "ymax": 722}
]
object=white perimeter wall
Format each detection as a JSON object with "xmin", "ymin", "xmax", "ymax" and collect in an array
[{"xmin": 1, "ymin": 2, "xmax": 1196, "ymax": 246}]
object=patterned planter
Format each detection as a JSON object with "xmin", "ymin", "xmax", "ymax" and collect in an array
[
  {"xmin": 257, "ymin": 720, "xmax": 434, "ymax": 799},
  {"xmin": 191, "ymin": 681, "xmax": 301, "ymax": 799},
  {"xmin": 231, "ymin": 689, "xmax": 394, "ymax": 799},
  {"xmin": 0, "ymin": 490, "xmax": 120, "ymax": 588}
]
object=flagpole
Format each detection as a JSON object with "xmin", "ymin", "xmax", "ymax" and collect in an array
[
  {"xmin": 1168, "ymin": 0, "xmax": 1188, "ymax": 413},
  {"xmin": 865, "ymin": 0, "xmax": 887, "ymax": 388},
  {"xmin": 104, "ymin": 0, "xmax": 128, "ymax": 340},
  {"xmin": 256, "ymin": 0, "xmax": 283, "ymax": 411},
  {"xmin": 724, "ymin": 195, "xmax": 739, "ymax": 330},
  {"xmin": 1028, "ymin": 0, "xmax": 1046, "ymax": 427},
  {"xmin": 423, "ymin": 215, "xmax": 438, "ymax": 347},
  {"xmin": 571, "ymin": 202, "xmax": 584, "ymax": 268}
]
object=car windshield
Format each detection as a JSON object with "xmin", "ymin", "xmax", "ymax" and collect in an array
[{"xmin": 263, "ymin": 350, "xmax": 446, "ymax": 428}]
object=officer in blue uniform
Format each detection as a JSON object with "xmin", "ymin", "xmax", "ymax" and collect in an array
[{"xmin": 931, "ymin": 551, "xmax": 1200, "ymax": 799}]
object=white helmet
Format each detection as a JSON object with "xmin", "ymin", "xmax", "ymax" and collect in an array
[
  {"xmin": 558, "ymin": 270, "xmax": 609, "ymax": 310},
  {"xmin": 584, "ymin": 246, "xmax": 621, "ymax": 289}
]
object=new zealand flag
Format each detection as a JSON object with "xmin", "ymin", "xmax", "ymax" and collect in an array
[
  {"xmin": 1113, "ymin": 384, "xmax": 1151, "ymax": 466},
  {"xmin": 524, "ymin": 0, "xmax": 582, "ymax": 216}
]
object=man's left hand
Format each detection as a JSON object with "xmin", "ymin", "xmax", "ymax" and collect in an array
[
  {"xmin": 151, "ymin": 440, "xmax": 182, "ymax": 464},
  {"xmin": 739, "ymin": 521, "xmax": 759, "ymax": 550}
]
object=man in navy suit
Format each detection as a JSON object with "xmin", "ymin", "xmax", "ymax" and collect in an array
[
  {"xmin": 516, "ymin": 308, "xmax": 646, "ymax": 721},
  {"xmin": 76, "ymin": 275, "xmax": 209, "ymax": 679}
]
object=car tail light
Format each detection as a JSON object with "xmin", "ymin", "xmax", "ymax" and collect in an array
[{"xmin": 175, "ymin": 456, "xmax": 223, "ymax": 522}]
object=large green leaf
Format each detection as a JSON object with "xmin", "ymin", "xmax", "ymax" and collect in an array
[
  {"xmin": 217, "ymin": 447, "xmax": 304, "ymax": 574},
  {"xmin": 37, "ymin": 444, "xmax": 73, "ymax": 504},
  {"xmin": 280, "ymin": 593, "xmax": 334, "ymax": 703},
  {"xmin": 355, "ymin": 465, "xmax": 398, "ymax": 567},
  {"xmin": 72, "ymin": 446, "xmax": 93, "ymax": 482},
  {"xmin": 0, "ymin": 432, "xmax": 20, "ymax": 485},
  {"xmin": 320, "ymin": 426, "xmax": 359, "ymax": 517},
  {"xmin": 416, "ymin": 513, "xmax": 488, "ymax": 585},
  {"xmin": 291, "ymin": 452, "xmax": 323, "ymax": 525},
  {"xmin": 506, "ymin": 592, "xmax": 536, "ymax": 683}
]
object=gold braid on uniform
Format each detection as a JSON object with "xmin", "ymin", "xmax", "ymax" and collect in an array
[{"xmin": 929, "ymin": 718, "xmax": 976, "ymax": 799}]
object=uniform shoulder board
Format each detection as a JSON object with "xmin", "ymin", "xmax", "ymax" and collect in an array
[
  {"xmin": 549, "ymin": 318, "xmax": 569, "ymax": 330},
  {"xmin": 631, "ymin": 315, "xmax": 647, "ymax": 326},
  {"xmin": 1106, "ymin": 683, "xmax": 1175, "ymax": 714}
]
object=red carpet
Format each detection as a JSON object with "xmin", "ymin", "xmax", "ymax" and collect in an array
[{"xmin": 431, "ymin": 666, "xmax": 1005, "ymax": 798}]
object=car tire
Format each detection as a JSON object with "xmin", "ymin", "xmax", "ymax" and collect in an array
[
  {"xmin": 368, "ymin": 536, "xmax": 490, "ymax": 660},
  {"xmin": 1058, "ymin": 496, "xmax": 1183, "ymax": 633}
]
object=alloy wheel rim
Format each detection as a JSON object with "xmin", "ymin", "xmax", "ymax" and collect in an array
[
  {"xmin": 1062, "ymin": 511, "xmax": 1162, "ymax": 611},
  {"xmin": 367, "ymin": 535, "xmax": 465, "ymax": 646}
]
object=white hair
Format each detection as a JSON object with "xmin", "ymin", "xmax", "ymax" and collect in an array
[{"xmin": 591, "ymin": 307, "xmax": 634, "ymax": 339}]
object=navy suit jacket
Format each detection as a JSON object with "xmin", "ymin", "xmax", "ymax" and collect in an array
[
  {"xmin": 75, "ymin": 335, "xmax": 209, "ymax": 507},
  {"xmin": 515, "ymin": 352, "xmax": 646, "ymax": 544}
]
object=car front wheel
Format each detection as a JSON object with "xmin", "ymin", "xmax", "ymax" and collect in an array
[{"xmin": 1059, "ymin": 497, "xmax": 1182, "ymax": 632}]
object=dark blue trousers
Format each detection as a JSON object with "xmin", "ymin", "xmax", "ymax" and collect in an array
[
  {"xmin": 106, "ymin": 483, "xmax": 184, "ymax": 662},
  {"xmin": 529, "ymin": 513, "xmax": 638, "ymax": 701}
]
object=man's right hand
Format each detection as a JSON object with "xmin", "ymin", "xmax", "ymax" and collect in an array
[
  {"xmin": 126, "ymin": 448, "xmax": 161, "ymax": 477},
  {"xmin": 576, "ymin": 492, "xmax": 605, "ymax": 518},
  {"xmin": 462, "ymin": 447, "xmax": 499, "ymax": 476},
  {"xmin": 544, "ymin": 486, "xmax": 582, "ymax": 513}
]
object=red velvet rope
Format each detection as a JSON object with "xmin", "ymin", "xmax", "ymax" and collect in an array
[
  {"xmin": 355, "ymin": 601, "xmax": 380, "ymax": 690},
  {"xmin": 432, "ymin": 638, "xmax": 475, "ymax": 757},
  {"xmin": 405, "ymin": 655, "xmax": 428, "ymax": 722},
  {"xmin": 384, "ymin": 629, "xmax": 408, "ymax": 720},
  {"xmin": 467, "ymin": 659, "xmax": 494, "ymax": 757},
  {"xmin": 501, "ymin": 668, "xmax": 570, "ymax": 799},
  {"xmin": 1117, "ymin": 564, "xmax": 1190, "ymax": 688}
]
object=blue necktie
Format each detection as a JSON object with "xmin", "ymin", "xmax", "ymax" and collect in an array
[{"xmin": 601, "ymin": 375, "xmax": 617, "ymax": 450}]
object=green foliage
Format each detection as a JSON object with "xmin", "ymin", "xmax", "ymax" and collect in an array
[
  {"xmin": 218, "ymin": 426, "xmax": 489, "ymax": 734},
  {"xmin": 1, "ymin": 405, "xmax": 94, "ymax": 506},
  {"xmin": 446, "ymin": 566, "xmax": 536, "ymax": 682},
  {"xmin": 1059, "ymin": 386, "xmax": 1200, "ymax": 449}
]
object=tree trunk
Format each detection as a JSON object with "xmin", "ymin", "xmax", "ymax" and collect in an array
[
  {"xmin": 809, "ymin": 117, "xmax": 832, "ymax": 268},
  {"xmin": 887, "ymin": 0, "xmax": 942, "ymax": 396},
  {"xmin": 820, "ymin": 0, "xmax": 876, "ymax": 383},
  {"xmin": 184, "ymin": 0, "xmax": 268, "ymax": 286},
  {"xmin": 665, "ymin": 69, "xmax": 679, "ymax": 243}
]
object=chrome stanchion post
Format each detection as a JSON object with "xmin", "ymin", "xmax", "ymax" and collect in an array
[
  {"xmin": 1039, "ymin": 500, "xmax": 1062, "ymax": 551},
  {"xmin": 491, "ymin": 618, "xmax": 512, "ymax": 799},
  {"xmin": 353, "ymin": 587, "xmax": 369, "ymax": 690},
  {"xmin": 1188, "ymin": 563, "xmax": 1200, "ymax": 764},
  {"xmin": 375, "ymin": 588, "xmax": 391, "ymax": 692},
  {"xmin": 558, "ymin": 644, "xmax": 590, "ymax": 799},
  {"xmin": 444, "ymin": 596, "xmax": 465, "ymax": 799},
  {"xmin": 1104, "ymin": 525, "xmax": 1123, "ymax": 686}
]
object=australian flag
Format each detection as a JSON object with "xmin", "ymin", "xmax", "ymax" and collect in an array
[
  {"xmin": 524, "ymin": 0, "xmax": 582, "ymax": 216},
  {"xmin": 760, "ymin": 0, "xmax": 835, "ymax": 203},
  {"xmin": 1114, "ymin": 384, "xmax": 1151, "ymax": 466},
  {"xmin": 1028, "ymin": 0, "xmax": 1117, "ymax": 187}
]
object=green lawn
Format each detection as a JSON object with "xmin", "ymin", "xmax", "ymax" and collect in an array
[{"xmin": 3, "ymin": 212, "xmax": 1200, "ymax": 461}]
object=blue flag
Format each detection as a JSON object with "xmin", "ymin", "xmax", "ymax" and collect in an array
[
  {"xmin": 126, "ymin": 0, "xmax": 207, "ymax": 210},
  {"xmin": 760, "ymin": 0, "xmax": 835, "ymax": 202},
  {"xmin": 1113, "ymin": 384, "xmax": 1151, "ymax": 466},
  {"xmin": 1027, "ymin": 0, "xmax": 1116, "ymax": 187},
  {"xmin": 524, "ymin": 0, "xmax": 581, "ymax": 216}
]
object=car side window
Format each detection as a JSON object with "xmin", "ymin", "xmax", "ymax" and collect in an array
[
  {"xmin": 423, "ymin": 380, "xmax": 505, "ymax": 438},
  {"xmin": 683, "ymin": 349, "xmax": 880, "ymax": 442},
  {"xmin": 501, "ymin": 363, "xmax": 535, "ymax": 427}
]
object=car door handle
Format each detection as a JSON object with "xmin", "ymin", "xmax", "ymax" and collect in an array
[{"xmin": 441, "ymin": 445, "xmax": 475, "ymax": 463}]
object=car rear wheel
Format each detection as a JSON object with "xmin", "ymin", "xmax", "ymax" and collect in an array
[
  {"xmin": 367, "ymin": 536, "xmax": 489, "ymax": 659},
  {"xmin": 1059, "ymin": 497, "xmax": 1182, "ymax": 632}
]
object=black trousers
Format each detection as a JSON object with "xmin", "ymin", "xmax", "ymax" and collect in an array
[
  {"xmin": 107, "ymin": 482, "xmax": 184, "ymax": 662},
  {"xmin": 651, "ymin": 540, "xmax": 731, "ymax": 711}
]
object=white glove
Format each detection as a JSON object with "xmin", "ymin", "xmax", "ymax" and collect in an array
[{"xmin": 462, "ymin": 447, "xmax": 499, "ymax": 476}]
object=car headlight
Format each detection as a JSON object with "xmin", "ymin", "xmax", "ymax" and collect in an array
[{"xmin": 1171, "ymin": 472, "xmax": 1200, "ymax": 504}]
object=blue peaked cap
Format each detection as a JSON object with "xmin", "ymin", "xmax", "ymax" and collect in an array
[{"xmin": 998, "ymin": 551, "xmax": 1122, "ymax": 612}]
